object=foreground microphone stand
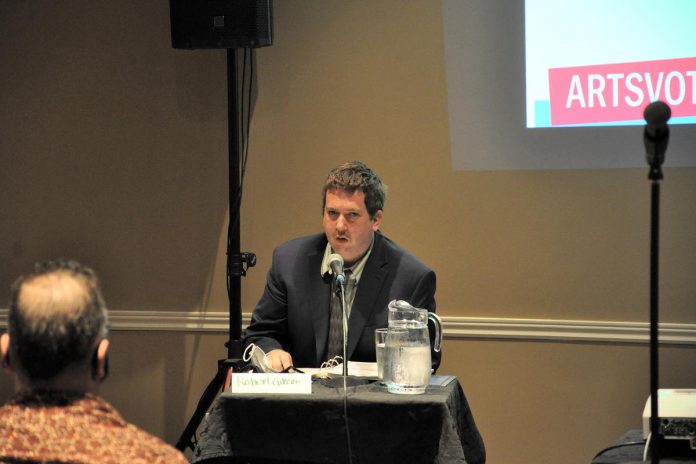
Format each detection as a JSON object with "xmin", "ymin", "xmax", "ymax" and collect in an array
[
  {"xmin": 340, "ymin": 277, "xmax": 349, "ymax": 378},
  {"xmin": 324, "ymin": 274, "xmax": 368, "ymax": 388},
  {"xmin": 643, "ymin": 100, "xmax": 671, "ymax": 464}
]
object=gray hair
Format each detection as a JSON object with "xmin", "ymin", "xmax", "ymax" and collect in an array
[{"xmin": 8, "ymin": 259, "xmax": 109, "ymax": 381}]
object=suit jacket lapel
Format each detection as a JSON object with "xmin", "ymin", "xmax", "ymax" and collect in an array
[{"xmin": 347, "ymin": 233, "xmax": 388, "ymax": 359}]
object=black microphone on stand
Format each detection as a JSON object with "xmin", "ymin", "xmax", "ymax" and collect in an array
[
  {"xmin": 328, "ymin": 253, "xmax": 349, "ymax": 378},
  {"xmin": 328, "ymin": 253, "xmax": 345, "ymax": 284},
  {"xmin": 644, "ymin": 100, "xmax": 671, "ymax": 180},
  {"xmin": 643, "ymin": 100, "xmax": 671, "ymax": 464},
  {"xmin": 324, "ymin": 254, "xmax": 367, "ymax": 389}
]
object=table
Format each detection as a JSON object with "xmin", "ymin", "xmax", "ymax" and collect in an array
[
  {"xmin": 191, "ymin": 376, "xmax": 485, "ymax": 464},
  {"xmin": 592, "ymin": 430, "xmax": 696, "ymax": 464}
]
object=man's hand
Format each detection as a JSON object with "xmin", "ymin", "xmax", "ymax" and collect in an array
[{"xmin": 265, "ymin": 349, "xmax": 294, "ymax": 372}]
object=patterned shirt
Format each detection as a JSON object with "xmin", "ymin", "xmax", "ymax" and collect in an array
[{"xmin": 0, "ymin": 391, "xmax": 188, "ymax": 464}]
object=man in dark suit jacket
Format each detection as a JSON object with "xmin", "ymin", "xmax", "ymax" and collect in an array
[{"xmin": 243, "ymin": 161, "xmax": 439, "ymax": 371}]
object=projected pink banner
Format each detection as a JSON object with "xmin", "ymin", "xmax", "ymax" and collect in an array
[{"xmin": 548, "ymin": 57, "xmax": 696, "ymax": 125}]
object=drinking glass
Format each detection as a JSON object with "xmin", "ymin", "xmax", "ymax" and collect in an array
[{"xmin": 374, "ymin": 328, "xmax": 388, "ymax": 381}]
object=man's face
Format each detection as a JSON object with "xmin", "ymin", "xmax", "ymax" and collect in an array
[{"xmin": 323, "ymin": 188, "xmax": 383, "ymax": 267}]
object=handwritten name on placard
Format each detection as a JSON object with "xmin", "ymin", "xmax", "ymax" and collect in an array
[{"xmin": 230, "ymin": 373, "xmax": 312, "ymax": 394}]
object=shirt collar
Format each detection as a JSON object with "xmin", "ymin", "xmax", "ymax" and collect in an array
[{"xmin": 320, "ymin": 235, "xmax": 374, "ymax": 282}]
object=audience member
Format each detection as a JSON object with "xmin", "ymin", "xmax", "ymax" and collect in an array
[{"xmin": 0, "ymin": 259, "xmax": 188, "ymax": 464}]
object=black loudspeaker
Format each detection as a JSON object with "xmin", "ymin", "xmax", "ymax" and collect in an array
[{"xmin": 170, "ymin": 0, "xmax": 273, "ymax": 49}]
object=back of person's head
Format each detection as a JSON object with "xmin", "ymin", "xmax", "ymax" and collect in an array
[
  {"xmin": 322, "ymin": 160, "xmax": 387, "ymax": 219},
  {"xmin": 7, "ymin": 259, "xmax": 108, "ymax": 382}
]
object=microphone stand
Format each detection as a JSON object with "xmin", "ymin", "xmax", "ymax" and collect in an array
[
  {"xmin": 648, "ymin": 148, "xmax": 663, "ymax": 464},
  {"xmin": 340, "ymin": 279, "xmax": 349, "ymax": 378},
  {"xmin": 642, "ymin": 100, "xmax": 670, "ymax": 464},
  {"xmin": 324, "ymin": 276, "xmax": 368, "ymax": 388}
]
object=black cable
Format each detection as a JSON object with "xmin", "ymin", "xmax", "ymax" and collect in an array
[
  {"xmin": 242, "ymin": 48, "xmax": 253, "ymax": 184},
  {"xmin": 240, "ymin": 47, "xmax": 248, "ymax": 187},
  {"xmin": 591, "ymin": 440, "xmax": 646, "ymax": 460},
  {"xmin": 226, "ymin": 48, "xmax": 254, "ymax": 298},
  {"xmin": 228, "ymin": 48, "xmax": 252, "ymax": 237}
]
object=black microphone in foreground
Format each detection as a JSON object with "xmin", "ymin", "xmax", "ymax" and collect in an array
[
  {"xmin": 642, "ymin": 100, "xmax": 671, "ymax": 463},
  {"xmin": 328, "ymin": 253, "xmax": 345, "ymax": 284},
  {"xmin": 643, "ymin": 100, "xmax": 671, "ymax": 171}
]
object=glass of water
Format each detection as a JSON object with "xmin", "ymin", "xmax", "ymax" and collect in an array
[{"xmin": 374, "ymin": 328, "xmax": 388, "ymax": 382}]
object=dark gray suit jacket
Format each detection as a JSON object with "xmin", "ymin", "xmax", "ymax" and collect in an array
[{"xmin": 243, "ymin": 232, "xmax": 439, "ymax": 369}]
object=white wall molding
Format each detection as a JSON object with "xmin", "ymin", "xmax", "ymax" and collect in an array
[
  {"xmin": 444, "ymin": 317, "xmax": 696, "ymax": 345},
  {"xmin": 2, "ymin": 309, "xmax": 696, "ymax": 345}
]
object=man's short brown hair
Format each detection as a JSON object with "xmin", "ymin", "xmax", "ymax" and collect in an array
[{"xmin": 322, "ymin": 161, "xmax": 387, "ymax": 219}]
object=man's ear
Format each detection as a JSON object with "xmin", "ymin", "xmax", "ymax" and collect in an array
[
  {"xmin": 371, "ymin": 210, "xmax": 384, "ymax": 231},
  {"xmin": 91, "ymin": 339, "xmax": 110, "ymax": 382},
  {"xmin": 1, "ymin": 333, "xmax": 12, "ymax": 372}
]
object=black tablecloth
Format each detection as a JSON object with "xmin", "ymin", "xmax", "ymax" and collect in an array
[
  {"xmin": 191, "ymin": 377, "xmax": 485, "ymax": 464},
  {"xmin": 592, "ymin": 429, "xmax": 696, "ymax": 464}
]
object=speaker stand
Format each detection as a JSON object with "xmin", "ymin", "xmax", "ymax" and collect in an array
[{"xmin": 176, "ymin": 48, "xmax": 254, "ymax": 452}]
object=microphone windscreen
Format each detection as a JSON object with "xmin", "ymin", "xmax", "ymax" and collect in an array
[
  {"xmin": 328, "ymin": 253, "xmax": 344, "ymax": 267},
  {"xmin": 643, "ymin": 101, "xmax": 671, "ymax": 126}
]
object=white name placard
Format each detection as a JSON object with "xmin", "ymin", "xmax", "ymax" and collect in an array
[{"xmin": 229, "ymin": 373, "xmax": 312, "ymax": 394}]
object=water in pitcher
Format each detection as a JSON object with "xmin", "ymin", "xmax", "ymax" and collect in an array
[{"xmin": 383, "ymin": 344, "xmax": 431, "ymax": 394}]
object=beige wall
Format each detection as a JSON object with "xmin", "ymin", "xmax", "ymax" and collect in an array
[{"xmin": 1, "ymin": 1, "xmax": 695, "ymax": 463}]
